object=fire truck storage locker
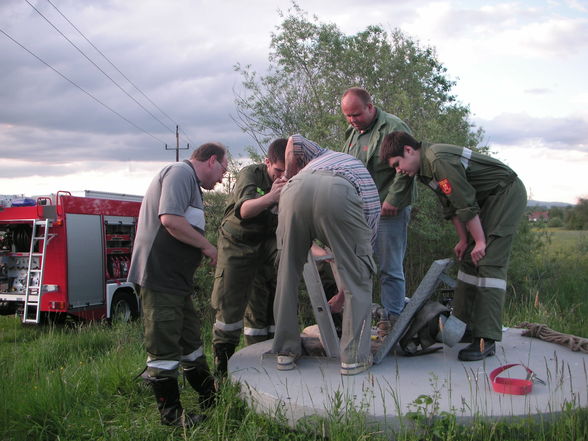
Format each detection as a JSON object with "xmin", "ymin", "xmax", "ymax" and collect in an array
[{"xmin": 66, "ymin": 213, "xmax": 104, "ymax": 308}]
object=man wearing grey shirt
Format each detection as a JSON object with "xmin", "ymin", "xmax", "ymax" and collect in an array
[{"xmin": 128, "ymin": 142, "xmax": 227, "ymax": 427}]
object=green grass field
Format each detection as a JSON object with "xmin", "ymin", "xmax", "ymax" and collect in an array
[
  {"xmin": 1, "ymin": 229, "xmax": 587, "ymax": 440},
  {"xmin": 542, "ymin": 228, "xmax": 588, "ymax": 254},
  {"xmin": 1, "ymin": 317, "xmax": 586, "ymax": 441}
]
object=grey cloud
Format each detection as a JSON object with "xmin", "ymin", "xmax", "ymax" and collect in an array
[
  {"xmin": 5, "ymin": 0, "xmax": 585, "ymax": 184},
  {"xmin": 478, "ymin": 113, "xmax": 588, "ymax": 151},
  {"xmin": 1, "ymin": 0, "xmax": 267, "ymax": 139},
  {"xmin": 0, "ymin": 118, "xmax": 249, "ymax": 165},
  {"xmin": 532, "ymin": 19, "xmax": 588, "ymax": 56},
  {"xmin": 426, "ymin": 2, "xmax": 588, "ymax": 57},
  {"xmin": 0, "ymin": 16, "xmax": 257, "ymax": 164},
  {"xmin": 0, "ymin": 160, "xmax": 82, "ymax": 179},
  {"xmin": 430, "ymin": 3, "xmax": 543, "ymax": 37}
]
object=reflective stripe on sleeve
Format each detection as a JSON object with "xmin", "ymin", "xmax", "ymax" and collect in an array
[
  {"xmin": 244, "ymin": 327, "xmax": 268, "ymax": 336},
  {"xmin": 214, "ymin": 319, "xmax": 244, "ymax": 332},
  {"xmin": 457, "ymin": 270, "xmax": 507, "ymax": 290},
  {"xmin": 461, "ymin": 147, "xmax": 472, "ymax": 169}
]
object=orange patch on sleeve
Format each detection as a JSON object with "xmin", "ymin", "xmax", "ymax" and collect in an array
[{"xmin": 439, "ymin": 178, "xmax": 452, "ymax": 195}]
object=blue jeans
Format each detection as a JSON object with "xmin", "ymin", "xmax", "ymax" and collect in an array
[{"xmin": 374, "ymin": 206, "xmax": 411, "ymax": 316}]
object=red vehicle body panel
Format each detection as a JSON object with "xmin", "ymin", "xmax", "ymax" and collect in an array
[{"xmin": 0, "ymin": 193, "xmax": 141, "ymax": 322}]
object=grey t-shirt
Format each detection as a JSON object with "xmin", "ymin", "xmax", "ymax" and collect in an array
[{"xmin": 128, "ymin": 161, "xmax": 205, "ymax": 295}]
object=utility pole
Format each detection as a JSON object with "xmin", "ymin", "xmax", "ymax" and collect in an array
[{"xmin": 165, "ymin": 125, "xmax": 189, "ymax": 161}]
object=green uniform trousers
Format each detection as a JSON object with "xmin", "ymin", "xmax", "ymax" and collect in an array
[
  {"xmin": 272, "ymin": 171, "xmax": 376, "ymax": 367},
  {"xmin": 452, "ymin": 178, "xmax": 527, "ymax": 341},
  {"xmin": 211, "ymin": 228, "xmax": 277, "ymax": 346},
  {"xmin": 140, "ymin": 286, "xmax": 208, "ymax": 379}
]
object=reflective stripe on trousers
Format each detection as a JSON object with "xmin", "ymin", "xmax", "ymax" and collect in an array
[
  {"xmin": 214, "ymin": 319, "xmax": 244, "ymax": 332},
  {"xmin": 244, "ymin": 326, "xmax": 269, "ymax": 336},
  {"xmin": 457, "ymin": 270, "xmax": 506, "ymax": 291},
  {"xmin": 146, "ymin": 345, "xmax": 204, "ymax": 370}
]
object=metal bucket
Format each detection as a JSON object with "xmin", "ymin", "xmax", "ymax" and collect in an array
[{"xmin": 436, "ymin": 314, "xmax": 467, "ymax": 347}]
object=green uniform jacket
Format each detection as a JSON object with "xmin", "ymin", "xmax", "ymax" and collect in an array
[
  {"xmin": 419, "ymin": 143, "xmax": 519, "ymax": 229},
  {"xmin": 343, "ymin": 107, "xmax": 415, "ymax": 208},
  {"xmin": 220, "ymin": 163, "xmax": 277, "ymax": 243}
]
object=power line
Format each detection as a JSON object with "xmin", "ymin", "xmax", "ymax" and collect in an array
[
  {"xmin": 0, "ymin": 26, "xmax": 166, "ymax": 144},
  {"xmin": 25, "ymin": 0, "xmax": 176, "ymax": 136},
  {"xmin": 44, "ymin": 0, "xmax": 195, "ymax": 146}
]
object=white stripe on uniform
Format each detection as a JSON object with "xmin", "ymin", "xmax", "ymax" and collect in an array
[
  {"xmin": 461, "ymin": 147, "xmax": 472, "ymax": 170},
  {"xmin": 181, "ymin": 346, "xmax": 204, "ymax": 362},
  {"xmin": 457, "ymin": 270, "xmax": 507, "ymax": 291},
  {"xmin": 244, "ymin": 327, "xmax": 268, "ymax": 336},
  {"xmin": 214, "ymin": 319, "xmax": 244, "ymax": 332},
  {"xmin": 147, "ymin": 358, "xmax": 179, "ymax": 371}
]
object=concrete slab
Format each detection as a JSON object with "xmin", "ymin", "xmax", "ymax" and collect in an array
[{"xmin": 228, "ymin": 328, "xmax": 588, "ymax": 431}]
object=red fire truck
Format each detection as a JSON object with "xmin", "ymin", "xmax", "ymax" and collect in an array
[{"xmin": 0, "ymin": 190, "xmax": 142, "ymax": 324}]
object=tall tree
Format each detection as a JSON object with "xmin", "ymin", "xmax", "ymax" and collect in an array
[
  {"xmin": 231, "ymin": 4, "xmax": 543, "ymax": 298},
  {"xmin": 566, "ymin": 198, "xmax": 588, "ymax": 230},
  {"xmin": 233, "ymin": 3, "xmax": 484, "ymax": 155}
]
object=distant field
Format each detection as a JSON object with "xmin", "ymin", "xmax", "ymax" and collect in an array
[{"xmin": 541, "ymin": 228, "xmax": 588, "ymax": 254}]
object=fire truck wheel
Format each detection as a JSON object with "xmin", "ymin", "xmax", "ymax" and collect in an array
[
  {"xmin": 111, "ymin": 291, "xmax": 139, "ymax": 323},
  {"xmin": 0, "ymin": 301, "xmax": 17, "ymax": 316}
]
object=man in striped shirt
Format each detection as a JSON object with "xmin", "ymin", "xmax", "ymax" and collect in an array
[{"xmin": 272, "ymin": 134, "xmax": 380, "ymax": 375}]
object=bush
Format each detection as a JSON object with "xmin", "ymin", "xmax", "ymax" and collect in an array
[{"xmin": 548, "ymin": 217, "xmax": 563, "ymax": 228}]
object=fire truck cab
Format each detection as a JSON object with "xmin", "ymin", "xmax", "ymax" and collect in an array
[{"xmin": 0, "ymin": 190, "xmax": 142, "ymax": 324}]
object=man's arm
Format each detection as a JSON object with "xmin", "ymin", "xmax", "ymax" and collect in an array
[
  {"xmin": 451, "ymin": 216, "xmax": 468, "ymax": 261},
  {"xmin": 383, "ymin": 172, "xmax": 414, "ymax": 216},
  {"xmin": 451, "ymin": 215, "xmax": 486, "ymax": 265},
  {"xmin": 160, "ymin": 214, "xmax": 218, "ymax": 265},
  {"xmin": 465, "ymin": 215, "xmax": 486, "ymax": 265},
  {"xmin": 240, "ymin": 177, "xmax": 287, "ymax": 219}
]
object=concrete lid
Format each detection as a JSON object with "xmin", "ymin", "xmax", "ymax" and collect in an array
[{"xmin": 229, "ymin": 328, "xmax": 588, "ymax": 430}]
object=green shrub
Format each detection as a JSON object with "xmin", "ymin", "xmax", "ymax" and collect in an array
[{"xmin": 548, "ymin": 217, "xmax": 563, "ymax": 228}]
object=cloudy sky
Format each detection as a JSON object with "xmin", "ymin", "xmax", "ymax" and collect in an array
[{"xmin": 1, "ymin": 0, "xmax": 587, "ymax": 203}]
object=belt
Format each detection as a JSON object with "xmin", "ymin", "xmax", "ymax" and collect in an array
[{"xmin": 489, "ymin": 363, "xmax": 545, "ymax": 395}]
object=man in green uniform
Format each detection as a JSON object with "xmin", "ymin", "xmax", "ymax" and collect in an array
[
  {"xmin": 211, "ymin": 139, "xmax": 287, "ymax": 375},
  {"xmin": 380, "ymin": 131, "xmax": 527, "ymax": 361},
  {"xmin": 341, "ymin": 87, "xmax": 414, "ymax": 325}
]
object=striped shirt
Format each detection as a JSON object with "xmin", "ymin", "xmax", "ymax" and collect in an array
[{"xmin": 291, "ymin": 134, "xmax": 380, "ymax": 245}]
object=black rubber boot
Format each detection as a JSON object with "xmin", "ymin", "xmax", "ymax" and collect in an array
[
  {"xmin": 458, "ymin": 338, "xmax": 496, "ymax": 361},
  {"xmin": 213, "ymin": 343, "xmax": 235, "ymax": 376},
  {"xmin": 460, "ymin": 326, "xmax": 473, "ymax": 343},
  {"xmin": 150, "ymin": 377, "xmax": 206, "ymax": 427},
  {"xmin": 184, "ymin": 363, "xmax": 217, "ymax": 410}
]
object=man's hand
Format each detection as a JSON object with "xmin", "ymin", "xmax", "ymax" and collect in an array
[
  {"xmin": 202, "ymin": 243, "xmax": 218, "ymax": 266},
  {"xmin": 240, "ymin": 176, "xmax": 288, "ymax": 219},
  {"xmin": 161, "ymin": 214, "xmax": 218, "ymax": 265},
  {"xmin": 381, "ymin": 201, "xmax": 399, "ymax": 217},
  {"xmin": 267, "ymin": 176, "xmax": 287, "ymax": 205},
  {"xmin": 311, "ymin": 243, "xmax": 332, "ymax": 260},
  {"xmin": 470, "ymin": 240, "xmax": 486, "ymax": 266},
  {"xmin": 328, "ymin": 289, "xmax": 345, "ymax": 313},
  {"xmin": 454, "ymin": 239, "xmax": 468, "ymax": 261}
]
